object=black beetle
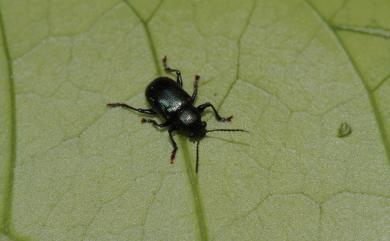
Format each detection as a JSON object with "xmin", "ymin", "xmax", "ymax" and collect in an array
[{"xmin": 107, "ymin": 56, "xmax": 247, "ymax": 173}]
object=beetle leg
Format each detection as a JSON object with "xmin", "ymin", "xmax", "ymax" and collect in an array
[
  {"xmin": 197, "ymin": 102, "xmax": 233, "ymax": 122},
  {"xmin": 191, "ymin": 75, "xmax": 200, "ymax": 103},
  {"xmin": 162, "ymin": 56, "xmax": 183, "ymax": 87},
  {"xmin": 141, "ymin": 118, "xmax": 170, "ymax": 128},
  {"xmin": 107, "ymin": 103, "xmax": 156, "ymax": 114},
  {"xmin": 168, "ymin": 128, "xmax": 178, "ymax": 164}
]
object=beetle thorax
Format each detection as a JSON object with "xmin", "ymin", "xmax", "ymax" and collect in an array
[
  {"xmin": 177, "ymin": 108, "xmax": 200, "ymax": 126},
  {"xmin": 175, "ymin": 107, "xmax": 206, "ymax": 139}
]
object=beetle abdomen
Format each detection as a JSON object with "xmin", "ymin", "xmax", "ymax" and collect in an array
[{"xmin": 145, "ymin": 77, "xmax": 192, "ymax": 119}]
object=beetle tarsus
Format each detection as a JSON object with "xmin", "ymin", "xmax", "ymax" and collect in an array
[
  {"xmin": 107, "ymin": 102, "xmax": 156, "ymax": 114},
  {"xmin": 162, "ymin": 55, "xmax": 167, "ymax": 66},
  {"xmin": 170, "ymin": 150, "xmax": 177, "ymax": 164},
  {"xmin": 141, "ymin": 118, "xmax": 170, "ymax": 128},
  {"xmin": 162, "ymin": 56, "xmax": 183, "ymax": 86},
  {"xmin": 197, "ymin": 102, "xmax": 233, "ymax": 122},
  {"xmin": 107, "ymin": 103, "xmax": 118, "ymax": 107},
  {"xmin": 220, "ymin": 115, "xmax": 233, "ymax": 122},
  {"xmin": 191, "ymin": 75, "xmax": 200, "ymax": 102},
  {"xmin": 168, "ymin": 128, "xmax": 178, "ymax": 164}
]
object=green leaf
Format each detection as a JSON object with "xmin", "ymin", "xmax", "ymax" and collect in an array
[{"xmin": 1, "ymin": 0, "xmax": 390, "ymax": 240}]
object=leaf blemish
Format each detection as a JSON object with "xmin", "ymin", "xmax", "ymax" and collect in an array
[{"xmin": 337, "ymin": 122, "xmax": 352, "ymax": 138}]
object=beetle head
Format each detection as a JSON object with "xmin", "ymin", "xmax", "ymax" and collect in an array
[{"xmin": 189, "ymin": 121, "xmax": 207, "ymax": 140}]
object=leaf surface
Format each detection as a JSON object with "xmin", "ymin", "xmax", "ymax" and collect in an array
[{"xmin": 0, "ymin": 0, "xmax": 389, "ymax": 240}]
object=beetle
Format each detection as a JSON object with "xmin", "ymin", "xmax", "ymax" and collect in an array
[{"xmin": 107, "ymin": 56, "xmax": 247, "ymax": 173}]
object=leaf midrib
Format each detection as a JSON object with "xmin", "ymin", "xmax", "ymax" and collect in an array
[
  {"xmin": 0, "ymin": 5, "xmax": 17, "ymax": 239},
  {"xmin": 123, "ymin": 1, "xmax": 210, "ymax": 240}
]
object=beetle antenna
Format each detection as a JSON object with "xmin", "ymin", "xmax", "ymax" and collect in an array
[
  {"xmin": 206, "ymin": 129, "xmax": 248, "ymax": 133},
  {"xmin": 195, "ymin": 140, "xmax": 200, "ymax": 173}
]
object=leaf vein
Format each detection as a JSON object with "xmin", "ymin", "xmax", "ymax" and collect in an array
[
  {"xmin": 333, "ymin": 24, "xmax": 390, "ymax": 39},
  {"xmin": 0, "ymin": 7, "xmax": 17, "ymax": 239},
  {"xmin": 217, "ymin": 0, "xmax": 257, "ymax": 110},
  {"xmin": 123, "ymin": 0, "xmax": 162, "ymax": 75},
  {"xmin": 304, "ymin": 0, "xmax": 390, "ymax": 167}
]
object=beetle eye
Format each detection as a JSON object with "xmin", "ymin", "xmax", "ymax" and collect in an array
[{"xmin": 202, "ymin": 122, "xmax": 207, "ymax": 128}]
